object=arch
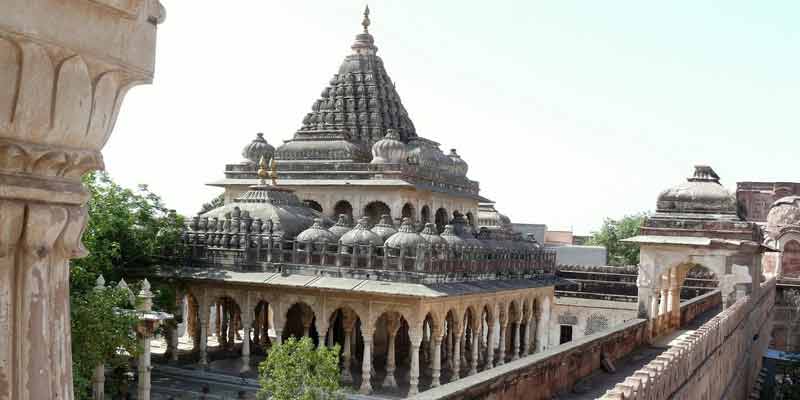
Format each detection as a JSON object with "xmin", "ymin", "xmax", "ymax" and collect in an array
[
  {"xmin": 364, "ymin": 201, "xmax": 391, "ymax": 226},
  {"xmin": 333, "ymin": 200, "xmax": 354, "ymax": 221},
  {"xmin": 303, "ymin": 199, "xmax": 323, "ymax": 213},
  {"xmin": 252, "ymin": 300, "xmax": 276, "ymax": 353},
  {"xmin": 421, "ymin": 205, "xmax": 431, "ymax": 224},
  {"xmin": 211, "ymin": 295, "xmax": 243, "ymax": 350},
  {"xmin": 435, "ymin": 208, "xmax": 449, "ymax": 234},
  {"xmin": 326, "ymin": 306, "xmax": 363, "ymax": 387},
  {"xmin": 680, "ymin": 264, "xmax": 719, "ymax": 299},
  {"xmin": 402, "ymin": 202, "xmax": 416, "ymax": 222},
  {"xmin": 283, "ymin": 302, "xmax": 317, "ymax": 343}
]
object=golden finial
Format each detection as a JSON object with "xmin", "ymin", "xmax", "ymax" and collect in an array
[
  {"xmin": 362, "ymin": 5, "xmax": 371, "ymax": 33},
  {"xmin": 257, "ymin": 155, "xmax": 268, "ymax": 183},
  {"xmin": 269, "ymin": 157, "xmax": 278, "ymax": 186}
]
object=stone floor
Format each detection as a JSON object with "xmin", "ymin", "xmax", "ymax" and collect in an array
[{"xmin": 560, "ymin": 304, "xmax": 723, "ymax": 399}]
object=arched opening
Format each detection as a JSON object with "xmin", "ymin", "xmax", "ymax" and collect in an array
[
  {"xmin": 505, "ymin": 302, "xmax": 521, "ymax": 362},
  {"xmin": 435, "ymin": 208, "xmax": 448, "ymax": 234},
  {"xmin": 462, "ymin": 307, "xmax": 479, "ymax": 376},
  {"xmin": 185, "ymin": 292, "xmax": 201, "ymax": 352},
  {"xmin": 364, "ymin": 201, "xmax": 391, "ymax": 227},
  {"xmin": 421, "ymin": 205, "xmax": 431, "ymax": 224},
  {"xmin": 333, "ymin": 200, "xmax": 354, "ymax": 222},
  {"xmin": 442, "ymin": 310, "xmax": 460, "ymax": 383},
  {"xmin": 480, "ymin": 305, "xmax": 494, "ymax": 369},
  {"xmin": 283, "ymin": 302, "xmax": 317, "ymax": 344},
  {"xmin": 373, "ymin": 311, "xmax": 412, "ymax": 394},
  {"xmin": 681, "ymin": 264, "xmax": 719, "ymax": 300},
  {"xmin": 251, "ymin": 300, "xmax": 276, "ymax": 355},
  {"xmin": 303, "ymin": 199, "xmax": 323, "ymax": 213},
  {"xmin": 327, "ymin": 307, "xmax": 362, "ymax": 388},
  {"xmin": 420, "ymin": 313, "xmax": 438, "ymax": 386},
  {"xmin": 402, "ymin": 203, "xmax": 416, "ymax": 222},
  {"xmin": 211, "ymin": 296, "xmax": 243, "ymax": 353}
]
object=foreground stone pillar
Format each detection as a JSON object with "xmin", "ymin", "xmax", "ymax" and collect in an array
[
  {"xmin": 452, "ymin": 333, "xmax": 462, "ymax": 379},
  {"xmin": 360, "ymin": 327, "xmax": 374, "ymax": 395},
  {"xmin": 512, "ymin": 321, "xmax": 521, "ymax": 361},
  {"xmin": 497, "ymin": 322, "xmax": 506, "ymax": 366},
  {"xmin": 383, "ymin": 331, "xmax": 398, "ymax": 388},
  {"xmin": 0, "ymin": 2, "xmax": 164, "ymax": 399},
  {"xmin": 408, "ymin": 332, "xmax": 423, "ymax": 396},
  {"xmin": 469, "ymin": 327, "xmax": 479, "ymax": 375},
  {"xmin": 198, "ymin": 299, "xmax": 210, "ymax": 367},
  {"xmin": 240, "ymin": 315, "xmax": 252, "ymax": 373},
  {"xmin": 92, "ymin": 364, "xmax": 105, "ymax": 400},
  {"xmin": 342, "ymin": 327, "xmax": 353, "ymax": 384},
  {"xmin": 431, "ymin": 336, "xmax": 443, "ymax": 387},
  {"xmin": 485, "ymin": 320, "xmax": 495, "ymax": 369}
]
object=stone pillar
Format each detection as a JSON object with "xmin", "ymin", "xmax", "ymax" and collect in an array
[
  {"xmin": 227, "ymin": 307, "xmax": 236, "ymax": 347},
  {"xmin": 317, "ymin": 319, "xmax": 329, "ymax": 349},
  {"xmin": 383, "ymin": 331, "xmax": 398, "ymax": 389},
  {"xmin": 659, "ymin": 288, "xmax": 668, "ymax": 315},
  {"xmin": 342, "ymin": 327, "xmax": 353, "ymax": 384},
  {"xmin": 669, "ymin": 286, "xmax": 680, "ymax": 329},
  {"xmin": 512, "ymin": 321, "xmax": 521, "ymax": 361},
  {"xmin": 198, "ymin": 300, "xmax": 210, "ymax": 367},
  {"xmin": 360, "ymin": 327, "xmax": 374, "ymax": 395},
  {"xmin": 0, "ymin": 3, "xmax": 164, "ymax": 398},
  {"xmin": 522, "ymin": 318, "xmax": 533, "ymax": 355},
  {"xmin": 649, "ymin": 290, "xmax": 660, "ymax": 336},
  {"xmin": 408, "ymin": 332, "xmax": 423, "ymax": 396},
  {"xmin": 240, "ymin": 313, "xmax": 252, "ymax": 373},
  {"xmin": 497, "ymin": 322, "xmax": 507, "ymax": 365},
  {"xmin": 469, "ymin": 327, "xmax": 479, "ymax": 375},
  {"xmin": 452, "ymin": 332, "xmax": 462, "ymax": 379},
  {"xmin": 92, "ymin": 364, "xmax": 105, "ymax": 400},
  {"xmin": 485, "ymin": 319, "xmax": 495, "ymax": 369},
  {"xmin": 432, "ymin": 335, "xmax": 443, "ymax": 387}
]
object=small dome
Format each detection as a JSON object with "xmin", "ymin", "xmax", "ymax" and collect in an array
[
  {"xmin": 385, "ymin": 218, "xmax": 426, "ymax": 250},
  {"xmin": 420, "ymin": 223, "xmax": 446, "ymax": 245},
  {"xmin": 340, "ymin": 217, "xmax": 383, "ymax": 246},
  {"xmin": 328, "ymin": 214, "xmax": 353, "ymax": 240},
  {"xmin": 766, "ymin": 196, "xmax": 800, "ymax": 239},
  {"xmin": 407, "ymin": 137, "xmax": 450, "ymax": 170},
  {"xmin": 440, "ymin": 225, "xmax": 465, "ymax": 247},
  {"xmin": 448, "ymin": 149, "xmax": 468, "ymax": 176},
  {"xmin": 241, "ymin": 133, "xmax": 275, "ymax": 164},
  {"xmin": 371, "ymin": 129, "xmax": 407, "ymax": 164},
  {"xmin": 297, "ymin": 218, "xmax": 336, "ymax": 243},
  {"xmin": 656, "ymin": 166, "xmax": 736, "ymax": 215},
  {"xmin": 371, "ymin": 214, "xmax": 398, "ymax": 241}
]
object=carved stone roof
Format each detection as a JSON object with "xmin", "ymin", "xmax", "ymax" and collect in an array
[
  {"xmin": 340, "ymin": 217, "xmax": 383, "ymax": 246},
  {"xmin": 275, "ymin": 9, "xmax": 416, "ymax": 162},
  {"xmin": 296, "ymin": 218, "xmax": 336, "ymax": 243},
  {"xmin": 767, "ymin": 196, "xmax": 800, "ymax": 239},
  {"xmin": 385, "ymin": 218, "xmax": 426, "ymax": 250},
  {"xmin": 419, "ymin": 223, "xmax": 446, "ymax": 245},
  {"xmin": 656, "ymin": 165, "xmax": 737, "ymax": 216},
  {"xmin": 328, "ymin": 214, "xmax": 353, "ymax": 240},
  {"xmin": 370, "ymin": 214, "xmax": 398, "ymax": 242}
]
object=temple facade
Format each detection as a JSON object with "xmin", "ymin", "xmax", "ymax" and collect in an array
[{"xmin": 165, "ymin": 8, "xmax": 561, "ymax": 398}]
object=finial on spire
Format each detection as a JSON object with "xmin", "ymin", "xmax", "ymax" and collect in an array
[
  {"xmin": 257, "ymin": 155, "xmax": 268, "ymax": 184},
  {"xmin": 362, "ymin": 5, "xmax": 371, "ymax": 33},
  {"xmin": 269, "ymin": 157, "xmax": 278, "ymax": 186}
]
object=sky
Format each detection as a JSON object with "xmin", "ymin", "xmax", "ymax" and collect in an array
[{"xmin": 105, "ymin": 1, "xmax": 800, "ymax": 235}]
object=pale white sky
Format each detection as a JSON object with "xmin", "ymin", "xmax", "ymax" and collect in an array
[{"xmin": 105, "ymin": 1, "xmax": 800, "ymax": 234}]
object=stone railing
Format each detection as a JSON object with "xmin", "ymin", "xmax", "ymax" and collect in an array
[
  {"xmin": 602, "ymin": 278, "xmax": 776, "ymax": 399},
  {"xmin": 411, "ymin": 319, "xmax": 649, "ymax": 400},
  {"xmin": 679, "ymin": 289, "xmax": 721, "ymax": 326},
  {"xmin": 180, "ymin": 233, "xmax": 557, "ymax": 283}
]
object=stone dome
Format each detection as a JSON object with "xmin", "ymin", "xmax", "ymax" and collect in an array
[
  {"xmin": 385, "ymin": 218, "xmax": 426, "ymax": 250},
  {"xmin": 766, "ymin": 196, "xmax": 800, "ymax": 239},
  {"xmin": 296, "ymin": 218, "xmax": 336, "ymax": 243},
  {"xmin": 656, "ymin": 166, "xmax": 737, "ymax": 215},
  {"xmin": 241, "ymin": 133, "xmax": 275, "ymax": 164},
  {"xmin": 407, "ymin": 137, "xmax": 450, "ymax": 170},
  {"xmin": 328, "ymin": 214, "xmax": 353, "ymax": 240},
  {"xmin": 440, "ymin": 225, "xmax": 465, "ymax": 247},
  {"xmin": 340, "ymin": 217, "xmax": 383, "ymax": 246},
  {"xmin": 448, "ymin": 149, "xmax": 468, "ymax": 176},
  {"xmin": 370, "ymin": 214, "xmax": 398, "ymax": 241},
  {"xmin": 371, "ymin": 129, "xmax": 407, "ymax": 164},
  {"xmin": 419, "ymin": 223, "xmax": 446, "ymax": 245}
]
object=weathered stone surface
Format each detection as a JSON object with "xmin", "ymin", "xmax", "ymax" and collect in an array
[{"xmin": 0, "ymin": 1, "xmax": 163, "ymax": 399}]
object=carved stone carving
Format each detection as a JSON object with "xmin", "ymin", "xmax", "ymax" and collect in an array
[{"xmin": 0, "ymin": 1, "xmax": 164, "ymax": 399}]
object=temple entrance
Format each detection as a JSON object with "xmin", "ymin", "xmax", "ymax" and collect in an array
[
  {"xmin": 333, "ymin": 200, "xmax": 354, "ymax": 222},
  {"xmin": 364, "ymin": 201, "xmax": 391, "ymax": 226}
]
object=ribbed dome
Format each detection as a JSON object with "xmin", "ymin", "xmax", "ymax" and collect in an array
[
  {"xmin": 440, "ymin": 225, "xmax": 465, "ymax": 247},
  {"xmin": 328, "ymin": 214, "xmax": 353, "ymax": 239},
  {"xmin": 371, "ymin": 129, "xmax": 407, "ymax": 164},
  {"xmin": 420, "ymin": 223, "xmax": 446, "ymax": 245},
  {"xmin": 340, "ymin": 217, "xmax": 383, "ymax": 246},
  {"xmin": 370, "ymin": 214, "xmax": 398, "ymax": 241},
  {"xmin": 656, "ymin": 166, "xmax": 737, "ymax": 215},
  {"xmin": 448, "ymin": 149, "xmax": 468, "ymax": 176},
  {"xmin": 297, "ymin": 218, "xmax": 336, "ymax": 243},
  {"xmin": 241, "ymin": 133, "xmax": 275, "ymax": 164},
  {"xmin": 766, "ymin": 196, "xmax": 800, "ymax": 239},
  {"xmin": 407, "ymin": 137, "xmax": 450, "ymax": 170},
  {"xmin": 385, "ymin": 218, "xmax": 426, "ymax": 250}
]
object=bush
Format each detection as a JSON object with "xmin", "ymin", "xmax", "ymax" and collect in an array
[{"xmin": 257, "ymin": 337, "xmax": 341, "ymax": 400}]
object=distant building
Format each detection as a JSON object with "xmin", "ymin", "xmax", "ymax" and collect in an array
[{"xmin": 512, "ymin": 223, "xmax": 546, "ymax": 244}]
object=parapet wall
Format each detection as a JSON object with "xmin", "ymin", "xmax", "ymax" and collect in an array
[
  {"xmin": 679, "ymin": 289, "xmax": 721, "ymax": 326},
  {"xmin": 412, "ymin": 318, "xmax": 649, "ymax": 400},
  {"xmin": 603, "ymin": 278, "xmax": 776, "ymax": 400}
]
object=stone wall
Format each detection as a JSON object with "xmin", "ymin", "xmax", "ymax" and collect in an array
[
  {"xmin": 550, "ymin": 297, "xmax": 638, "ymax": 346},
  {"xmin": 411, "ymin": 318, "xmax": 648, "ymax": 400},
  {"xmin": 679, "ymin": 289, "xmax": 721, "ymax": 326},
  {"xmin": 603, "ymin": 278, "xmax": 776, "ymax": 399}
]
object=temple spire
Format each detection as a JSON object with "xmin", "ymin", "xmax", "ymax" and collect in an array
[{"xmin": 362, "ymin": 5, "xmax": 371, "ymax": 33}]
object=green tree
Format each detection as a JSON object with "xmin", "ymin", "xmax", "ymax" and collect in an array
[
  {"xmin": 199, "ymin": 193, "xmax": 225, "ymax": 214},
  {"xmin": 71, "ymin": 286, "xmax": 139, "ymax": 400},
  {"xmin": 586, "ymin": 213, "xmax": 646, "ymax": 266},
  {"xmin": 69, "ymin": 172, "xmax": 184, "ymax": 397},
  {"xmin": 257, "ymin": 337, "xmax": 341, "ymax": 400},
  {"xmin": 71, "ymin": 172, "xmax": 184, "ymax": 293}
]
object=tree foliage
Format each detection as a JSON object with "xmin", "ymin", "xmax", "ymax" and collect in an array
[
  {"xmin": 71, "ymin": 287, "xmax": 139, "ymax": 400},
  {"xmin": 71, "ymin": 172, "xmax": 184, "ymax": 294},
  {"xmin": 586, "ymin": 213, "xmax": 646, "ymax": 266},
  {"xmin": 257, "ymin": 337, "xmax": 341, "ymax": 400},
  {"xmin": 199, "ymin": 193, "xmax": 225, "ymax": 214}
]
